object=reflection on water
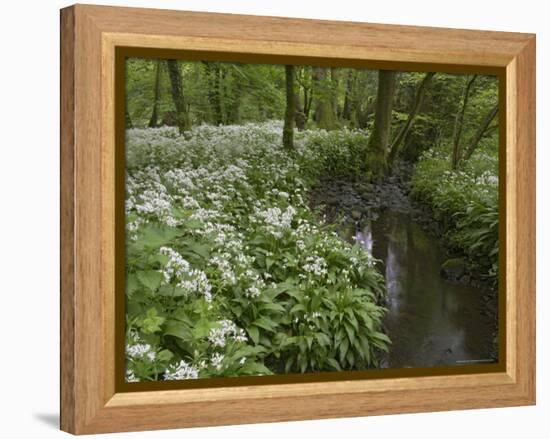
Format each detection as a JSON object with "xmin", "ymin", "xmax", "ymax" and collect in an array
[
  {"xmin": 354, "ymin": 211, "xmax": 495, "ymax": 368},
  {"xmin": 354, "ymin": 220, "xmax": 373, "ymax": 256}
]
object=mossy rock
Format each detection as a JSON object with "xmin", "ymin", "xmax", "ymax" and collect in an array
[{"xmin": 440, "ymin": 258, "xmax": 467, "ymax": 282}]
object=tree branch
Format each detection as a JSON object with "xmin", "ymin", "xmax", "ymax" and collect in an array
[
  {"xmin": 388, "ymin": 72, "xmax": 436, "ymax": 163},
  {"xmin": 461, "ymin": 103, "xmax": 499, "ymax": 162},
  {"xmin": 451, "ymin": 74, "xmax": 477, "ymax": 169}
]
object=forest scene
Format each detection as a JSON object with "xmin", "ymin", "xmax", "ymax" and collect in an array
[{"xmin": 124, "ymin": 57, "xmax": 499, "ymax": 383}]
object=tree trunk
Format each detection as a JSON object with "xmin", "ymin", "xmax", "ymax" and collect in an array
[
  {"xmin": 219, "ymin": 68, "xmax": 229, "ymax": 124},
  {"xmin": 294, "ymin": 92, "xmax": 306, "ymax": 130},
  {"xmin": 148, "ymin": 60, "xmax": 162, "ymax": 128},
  {"xmin": 367, "ymin": 70, "xmax": 397, "ymax": 178},
  {"xmin": 461, "ymin": 104, "xmax": 499, "ymax": 162},
  {"xmin": 451, "ymin": 75, "xmax": 477, "ymax": 169},
  {"xmin": 330, "ymin": 68, "xmax": 341, "ymax": 116},
  {"xmin": 303, "ymin": 84, "xmax": 313, "ymax": 122},
  {"xmin": 388, "ymin": 72, "xmax": 435, "ymax": 163},
  {"xmin": 226, "ymin": 66, "xmax": 243, "ymax": 124},
  {"xmin": 313, "ymin": 67, "xmax": 338, "ymax": 130},
  {"xmin": 356, "ymin": 97, "xmax": 373, "ymax": 129},
  {"xmin": 283, "ymin": 65, "xmax": 295, "ymax": 150},
  {"xmin": 166, "ymin": 59, "xmax": 191, "ymax": 135},
  {"xmin": 204, "ymin": 62, "xmax": 223, "ymax": 125},
  {"xmin": 341, "ymin": 70, "xmax": 355, "ymax": 121}
]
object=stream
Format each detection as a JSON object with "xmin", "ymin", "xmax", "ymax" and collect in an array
[
  {"xmin": 312, "ymin": 170, "xmax": 497, "ymax": 369},
  {"xmin": 355, "ymin": 211, "xmax": 496, "ymax": 368}
]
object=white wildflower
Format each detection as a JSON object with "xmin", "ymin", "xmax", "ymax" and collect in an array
[
  {"xmin": 208, "ymin": 320, "xmax": 248, "ymax": 348},
  {"xmin": 211, "ymin": 353, "xmax": 225, "ymax": 371},
  {"xmin": 245, "ymin": 286, "xmax": 261, "ymax": 298},
  {"xmin": 164, "ymin": 360, "xmax": 199, "ymax": 380},
  {"xmin": 126, "ymin": 369, "xmax": 138, "ymax": 383},
  {"xmin": 303, "ymin": 256, "xmax": 328, "ymax": 277},
  {"xmin": 126, "ymin": 342, "xmax": 152, "ymax": 359},
  {"xmin": 159, "ymin": 247, "xmax": 213, "ymax": 301}
]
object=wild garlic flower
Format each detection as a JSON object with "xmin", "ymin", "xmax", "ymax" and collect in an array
[
  {"xmin": 126, "ymin": 342, "xmax": 152, "ymax": 359},
  {"xmin": 164, "ymin": 216, "xmax": 182, "ymax": 227},
  {"xmin": 214, "ymin": 231, "xmax": 226, "ymax": 245},
  {"xmin": 190, "ymin": 208, "xmax": 220, "ymax": 222},
  {"xmin": 303, "ymin": 256, "xmax": 328, "ymax": 277},
  {"xmin": 245, "ymin": 286, "xmax": 261, "ymax": 298},
  {"xmin": 178, "ymin": 270, "xmax": 213, "ymax": 302},
  {"xmin": 126, "ymin": 369, "xmax": 138, "ymax": 383},
  {"xmin": 208, "ymin": 320, "xmax": 248, "ymax": 348},
  {"xmin": 164, "ymin": 360, "xmax": 199, "ymax": 380},
  {"xmin": 181, "ymin": 195, "xmax": 200, "ymax": 209},
  {"xmin": 159, "ymin": 247, "xmax": 213, "ymax": 301},
  {"xmin": 159, "ymin": 247, "xmax": 191, "ymax": 283},
  {"xmin": 164, "ymin": 169, "xmax": 196, "ymax": 193},
  {"xmin": 209, "ymin": 256, "xmax": 236, "ymax": 285},
  {"xmin": 476, "ymin": 170, "xmax": 498, "ymax": 186},
  {"xmin": 255, "ymin": 205, "xmax": 297, "ymax": 238},
  {"xmin": 210, "ymin": 353, "xmax": 225, "ymax": 371},
  {"xmin": 134, "ymin": 187, "xmax": 172, "ymax": 217}
]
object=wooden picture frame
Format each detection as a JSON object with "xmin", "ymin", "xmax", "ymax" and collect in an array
[{"xmin": 60, "ymin": 4, "xmax": 536, "ymax": 434}]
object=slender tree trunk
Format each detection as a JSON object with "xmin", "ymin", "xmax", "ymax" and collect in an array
[
  {"xmin": 204, "ymin": 62, "xmax": 223, "ymax": 125},
  {"xmin": 298, "ymin": 67, "xmax": 313, "ymax": 122},
  {"xmin": 313, "ymin": 67, "xmax": 338, "ymax": 130},
  {"xmin": 294, "ymin": 92, "xmax": 306, "ymax": 130},
  {"xmin": 220, "ymin": 68, "xmax": 228, "ymax": 124},
  {"xmin": 452, "ymin": 75, "xmax": 477, "ymax": 168},
  {"xmin": 226, "ymin": 67, "xmax": 243, "ymax": 124},
  {"xmin": 367, "ymin": 70, "xmax": 397, "ymax": 178},
  {"xmin": 166, "ymin": 59, "xmax": 191, "ymax": 135},
  {"xmin": 341, "ymin": 70, "xmax": 354, "ymax": 121},
  {"xmin": 388, "ymin": 72, "xmax": 435, "ymax": 163},
  {"xmin": 303, "ymin": 84, "xmax": 313, "ymax": 121},
  {"xmin": 213, "ymin": 66, "xmax": 222, "ymax": 125},
  {"xmin": 283, "ymin": 65, "xmax": 295, "ymax": 150},
  {"xmin": 148, "ymin": 60, "xmax": 162, "ymax": 128},
  {"xmin": 356, "ymin": 99, "xmax": 373, "ymax": 129},
  {"xmin": 330, "ymin": 68, "xmax": 340, "ymax": 116},
  {"xmin": 462, "ymin": 104, "xmax": 499, "ymax": 162}
]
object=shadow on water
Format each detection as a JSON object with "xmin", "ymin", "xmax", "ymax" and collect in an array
[{"xmin": 355, "ymin": 211, "xmax": 495, "ymax": 369}]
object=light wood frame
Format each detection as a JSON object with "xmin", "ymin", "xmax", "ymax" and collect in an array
[{"xmin": 60, "ymin": 4, "xmax": 536, "ymax": 434}]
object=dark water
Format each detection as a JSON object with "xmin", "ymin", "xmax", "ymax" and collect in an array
[{"xmin": 354, "ymin": 211, "xmax": 495, "ymax": 368}]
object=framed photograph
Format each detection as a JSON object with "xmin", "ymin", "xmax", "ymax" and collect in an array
[{"xmin": 60, "ymin": 4, "xmax": 536, "ymax": 434}]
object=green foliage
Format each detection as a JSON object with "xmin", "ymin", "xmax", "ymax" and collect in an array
[
  {"xmin": 124, "ymin": 123, "xmax": 389, "ymax": 382},
  {"xmin": 411, "ymin": 143, "xmax": 499, "ymax": 285},
  {"xmin": 300, "ymin": 128, "xmax": 371, "ymax": 179},
  {"xmin": 126, "ymin": 59, "xmax": 287, "ymax": 128},
  {"xmin": 272, "ymin": 286, "xmax": 388, "ymax": 373},
  {"xmin": 123, "ymin": 56, "xmax": 500, "ymax": 382}
]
